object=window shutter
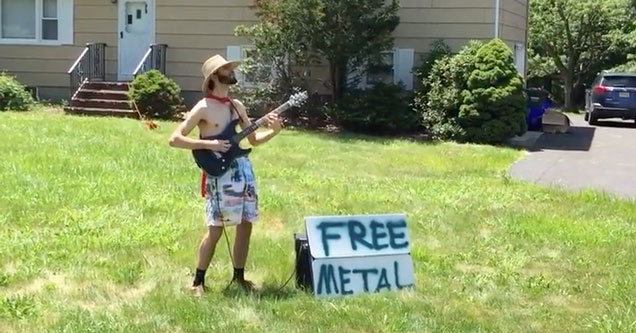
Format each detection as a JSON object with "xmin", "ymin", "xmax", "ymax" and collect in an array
[
  {"xmin": 395, "ymin": 48, "xmax": 414, "ymax": 90},
  {"xmin": 58, "ymin": 0, "xmax": 73, "ymax": 45},
  {"xmin": 226, "ymin": 45, "xmax": 243, "ymax": 83},
  {"xmin": 514, "ymin": 44, "xmax": 526, "ymax": 77}
]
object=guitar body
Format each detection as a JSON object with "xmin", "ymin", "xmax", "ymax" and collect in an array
[
  {"xmin": 190, "ymin": 90, "xmax": 307, "ymax": 177},
  {"xmin": 192, "ymin": 118, "xmax": 252, "ymax": 177}
]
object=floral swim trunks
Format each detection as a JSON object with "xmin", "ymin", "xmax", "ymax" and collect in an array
[{"xmin": 202, "ymin": 156, "xmax": 258, "ymax": 227}]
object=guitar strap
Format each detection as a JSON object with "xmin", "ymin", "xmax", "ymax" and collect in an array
[{"xmin": 228, "ymin": 99, "xmax": 251, "ymax": 127}]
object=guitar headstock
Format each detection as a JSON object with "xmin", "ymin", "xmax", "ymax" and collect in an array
[{"xmin": 288, "ymin": 90, "xmax": 309, "ymax": 108}]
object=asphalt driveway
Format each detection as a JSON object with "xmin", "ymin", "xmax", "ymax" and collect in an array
[{"xmin": 509, "ymin": 114, "xmax": 636, "ymax": 201}]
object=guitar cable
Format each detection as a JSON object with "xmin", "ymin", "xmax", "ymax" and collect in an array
[
  {"xmin": 210, "ymin": 179, "xmax": 296, "ymax": 295},
  {"xmin": 219, "ymin": 225, "xmax": 296, "ymax": 294}
]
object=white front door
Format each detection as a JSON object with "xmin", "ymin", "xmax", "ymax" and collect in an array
[{"xmin": 118, "ymin": 0, "xmax": 154, "ymax": 81}]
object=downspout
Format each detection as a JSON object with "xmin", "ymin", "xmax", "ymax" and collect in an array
[
  {"xmin": 524, "ymin": 0, "xmax": 530, "ymax": 81},
  {"xmin": 494, "ymin": 0, "xmax": 501, "ymax": 39}
]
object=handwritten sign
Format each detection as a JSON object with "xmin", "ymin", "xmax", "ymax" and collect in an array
[{"xmin": 305, "ymin": 214, "xmax": 414, "ymax": 298}]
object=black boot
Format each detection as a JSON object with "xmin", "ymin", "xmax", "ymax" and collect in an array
[{"xmin": 232, "ymin": 268, "xmax": 256, "ymax": 292}]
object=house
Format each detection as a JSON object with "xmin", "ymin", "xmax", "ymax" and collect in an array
[{"xmin": 0, "ymin": 0, "xmax": 528, "ymax": 115}]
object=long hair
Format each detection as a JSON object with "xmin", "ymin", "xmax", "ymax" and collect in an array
[{"xmin": 208, "ymin": 78, "xmax": 215, "ymax": 92}]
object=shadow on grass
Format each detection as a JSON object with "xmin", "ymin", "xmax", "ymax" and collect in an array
[{"xmin": 221, "ymin": 281, "xmax": 304, "ymax": 300}]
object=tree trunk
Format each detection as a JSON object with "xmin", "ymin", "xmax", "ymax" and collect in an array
[
  {"xmin": 563, "ymin": 73, "xmax": 574, "ymax": 111},
  {"xmin": 572, "ymin": 83, "xmax": 586, "ymax": 109},
  {"xmin": 329, "ymin": 59, "xmax": 348, "ymax": 105},
  {"xmin": 329, "ymin": 62, "xmax": 339, "ymax": 104},
  {"xmin": 336, "ymin": 61, "xmax": 347, "ymax": 102}
]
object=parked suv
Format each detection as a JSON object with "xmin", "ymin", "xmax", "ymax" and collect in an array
[{"xmin": 585, "ymin": 72, "xmax": 636, "ymax": 125}]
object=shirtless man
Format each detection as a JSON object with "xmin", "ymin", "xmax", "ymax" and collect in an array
[{"xmin": 168, "ymin": 55, "xmax": 281, "ymax": 296}]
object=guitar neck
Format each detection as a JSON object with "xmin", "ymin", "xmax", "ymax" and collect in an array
[{"xmin": 234, "ymin": 102, "xmax": 291, "ymax": 142}]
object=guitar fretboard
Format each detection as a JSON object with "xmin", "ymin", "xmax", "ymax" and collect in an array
[{"xmin": 233, "ymin": 102, "xmax": 291, "ymax": 142}]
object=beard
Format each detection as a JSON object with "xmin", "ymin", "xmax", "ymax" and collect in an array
[{"xmin": 217, "ymin": 72, "xmax": 238, "ymax": 85}]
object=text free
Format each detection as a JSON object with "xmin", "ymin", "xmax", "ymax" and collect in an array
[{"xmin": 316, "ymin": 220, "xmax": 409, "ymax": 256}]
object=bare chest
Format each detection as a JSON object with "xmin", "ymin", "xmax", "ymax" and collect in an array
[{"xmin": 197, "ymin": 104, "xmax": 237, "ymax": 138}]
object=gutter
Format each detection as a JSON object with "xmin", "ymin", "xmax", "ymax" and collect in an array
[
  {"xmin": 494, "ymin": 0, "xmax": 500, "ymax": 39},
  {"xmin": 524, "ymin": 0, "xmax": 530, "ymax": 80}
]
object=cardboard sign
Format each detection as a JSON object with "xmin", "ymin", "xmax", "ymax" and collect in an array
[
  {"xmin": 305, "ymin": 214, "xmax": 414, "ymax": 298},
  {"xmin": 305, "ymin": 214, "xmax": 411, "ymax": 258},
  {"xmin": 312, "ymin": 254, "xmax": 414, "ymax": 297}
]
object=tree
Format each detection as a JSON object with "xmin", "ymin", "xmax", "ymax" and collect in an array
[
  {"xmin": 236, "ymin": 0, "xmax": 399, "ymax": 104},
  {"xmin": 317, "ymin": 0, "xmax": 400, "ymax": 103},
  {"xmin": 611, "ymin": 55, "xmax": 636, "ymax": 72},
  {"xmin": 529, "ymin": 0, "xmax": 636, "ymax": 110}
]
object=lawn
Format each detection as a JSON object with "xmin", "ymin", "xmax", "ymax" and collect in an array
[{"xmin": 1, "ymin": 109, "xmax": 635, "ymax": 332}]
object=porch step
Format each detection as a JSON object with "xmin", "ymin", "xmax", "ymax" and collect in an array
[
  {"xmin": 71, "ymin": 98, "xmax": 132, "ymax": 110},
  {"xmin": 75, "ymin": 89, "xmax": 129, "ymax": 101},
  {"xmin": 65, "ymin": 79, "xmax": 140, "ymax": 118},
  {"xmin": 83, "ymin": 81, "xmax": 130, "ymax": 91},
  {"xmin": 64, "ymin": 106, "xmax": 137, "ymax": 118}
]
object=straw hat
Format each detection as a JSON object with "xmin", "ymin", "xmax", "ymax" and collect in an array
[{"xmin": 201, "ymin": 54, "xmax": 241, "ymax": 93}]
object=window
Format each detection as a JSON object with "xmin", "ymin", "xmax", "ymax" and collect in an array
[
  {"xmin": 353, "ymin": 48, "xmax": 414, "ymax": 91},
  {"xmin": 42, "ymin": 0, "xmax": 58, "ymax": 40},
  {"xmin": 241, "ymin": 46, "xmax": 275, "ymax": 88},
  {"xmin": 226, "ymin": 45, "xmax": 275, "ymax": 88},
  {"xmin": 367, "ymin": 51, "xmax": 395, "ymax": 86},
  {"xmin": 602, "ymin": 76, "xmax": 636, "ymax": 87},
  {"xmin": 1, "ymin": 0, "xmax": 36, "ymax": 39},
  {"xmin": 0, "ymin": 0, "xmax": 72, "ymax": 45}
]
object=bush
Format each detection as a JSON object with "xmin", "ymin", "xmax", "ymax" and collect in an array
[
  {"xmin": 414, "ymin": 39, "xmax": 452, "ymax": 86},
  {"xmin": 415, "ymin": 39, "xmax": 527, "ymax": 143},
  {"xmin": 328, "ymin": 82, "xmax": 419, "ymax": 134},
  {"xmin": 459, "ymin": 39, "xmax": 527, "ymax": 143},
  {"xmin": 415, "ymin": 40, "xmax": 483, "ymax": 141},
  {"xmin": 0, "ymin": 73, "xmax": 35, "ymax": 111},
  {"xmin": 128, "ymin": 70, "xmax": 185, "ymax": 119}
]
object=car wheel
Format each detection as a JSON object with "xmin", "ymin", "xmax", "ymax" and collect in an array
[{"xmin": 589, "ymin": 113, "xmax": 599, "ymax": 125}]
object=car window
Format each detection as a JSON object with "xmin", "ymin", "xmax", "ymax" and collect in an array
[{"xmin": 601, "ymin": 76, "xmax": 636, "ymax": 87}]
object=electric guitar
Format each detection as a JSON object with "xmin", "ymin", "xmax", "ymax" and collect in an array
[{"xmin": 192, "ymin": 90, "xmax": 308, "ymax": 177}]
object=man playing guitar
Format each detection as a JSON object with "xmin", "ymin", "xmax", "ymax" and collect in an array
[{"xmin": 168, "ymin": 54, "xmax": 282, "ymax": 296}]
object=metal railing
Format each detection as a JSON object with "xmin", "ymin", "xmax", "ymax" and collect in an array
[
  {"xmin": 132, "ymin": 44, "xmax": 168, "ymax": 76},
  {"xmin": 67, "ymin": 42, "xmax": 106, "ymax": 100}
]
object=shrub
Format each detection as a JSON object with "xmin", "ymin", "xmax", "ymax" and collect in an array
[
  {"xmin": 128, "ymin": 70, "xmax": 185, "ymax": 119},
  {"xmin": 0, "ymin": 73, "xmax": 35, "ymax": 111},
  {"xmin": 328, "ymin": 82, "xmax": 419, "ymax": 134},
  {"xmin": 415, "ymin": 40, "xmax": 483, "ymax": 141},
  {"xmin": 415, "ymin": 39, "xmax": 527, "ymax": 143},
  {"xmin": 459, "ymin": 39, "xmax": 527, "ymax": 143},
  {"xmin": 414, "ymin": 39, "xmax": 452, "ymax": 86}
]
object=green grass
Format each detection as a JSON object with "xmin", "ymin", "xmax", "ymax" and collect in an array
[{"xmin": 1, "ymin": 109, "xmax": 636, "ymax": 332}]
